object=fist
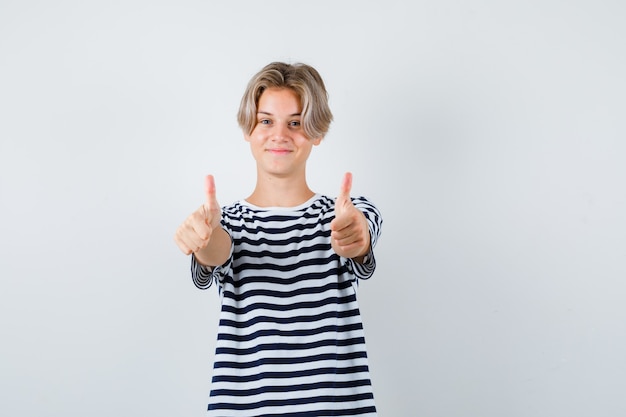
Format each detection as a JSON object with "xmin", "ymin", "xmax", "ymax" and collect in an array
[
  {"xmin": 330, "ymin": 172, "xmax": 370, "ymax": 260},
  {"xmin": 174, "ymin": 175, "xmax": 222, "ymax": 255}
]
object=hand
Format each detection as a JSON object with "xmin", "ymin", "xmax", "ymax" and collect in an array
[
  {"xmin": 330, "ymin": 172, "xmax": 371, "ymax": 260},
  {"xmin": 174, "ymin": 175, "xmax": 222, "ymax": 255}
]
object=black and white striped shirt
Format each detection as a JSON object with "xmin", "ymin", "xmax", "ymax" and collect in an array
[{"xmin": 191, "ymin": 194, "xmax": 383, "ymax": 416}]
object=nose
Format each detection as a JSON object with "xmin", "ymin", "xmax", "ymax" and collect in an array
[{"xmin": 271, "ymin": 123, "xmax": 290, "ymax": 141}]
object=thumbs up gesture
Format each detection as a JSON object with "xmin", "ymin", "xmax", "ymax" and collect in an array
[
  {"xmin": 330, "ymin": 172, "xmax": 371, "ymax": 260},
  {"xmin": 174, "ymin": 175, "xmax": 222, "ymax": 256}
]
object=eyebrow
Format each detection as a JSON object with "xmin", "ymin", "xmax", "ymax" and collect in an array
[{"xmin": 257, "ymin": 111, "xmax": 302, "ymax": 117}]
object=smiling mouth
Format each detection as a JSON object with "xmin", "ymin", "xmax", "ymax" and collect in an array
[{"xmin": 267, "ymin": 149, "xmax": 292, "ymax": 154}]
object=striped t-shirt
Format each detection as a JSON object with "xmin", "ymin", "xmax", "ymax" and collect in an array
[{"xmin": 191, "ymin": 194, "xmax": 383, "ymax": 416}]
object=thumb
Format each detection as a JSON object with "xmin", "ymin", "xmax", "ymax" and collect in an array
[
  {"xmin": 338, "ymin": 172, "xmax": 353, "ymax": 202},
  {"xmin": 335, "ymin": 172, "xmax": 353, "ymax": 216},
  {"xmin": 204, "ymin": 174, "xmax": 219, "ymax": 212}
]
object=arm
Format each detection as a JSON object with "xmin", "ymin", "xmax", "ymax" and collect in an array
[
  {"xmin": 330, "ymin": 172, "xmax": 373, "ymax": 263},
  {"xmin": 192, "ymin": 226, "xmax": 231, "ymax": 268},
  {"xmin": 174, "ymin": 175, "xmax": 231, "ymax": 267}
]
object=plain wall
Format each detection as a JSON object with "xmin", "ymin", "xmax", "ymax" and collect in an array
[{"xmin": 1, "ymin": 1, "xmax": 625, "ymax": 416}]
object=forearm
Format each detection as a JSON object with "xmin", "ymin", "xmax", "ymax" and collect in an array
[
  {"xmin": 330, "ymin": 207, "xmax": 371, "ymax": 261},
  {"xmin": 331, "ymin": 233, "xmax": 370, "ymax": 262},
  {"xmin": 193, "ymin": 227, "xmax": 231, "ymax": 267}
]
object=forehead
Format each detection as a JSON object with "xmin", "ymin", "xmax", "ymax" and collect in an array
[{"xmin": 258, "ymin": 87, "xmax": 301, "ymax": 112}]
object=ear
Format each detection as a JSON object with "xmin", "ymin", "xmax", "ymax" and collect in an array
[
  {"xmin": 243, "ymin": 133, "xmax": 251, "ymax": 143},
  {"xmin": 311, "ymin": 136, "xmax": 322, "ymax": 146}
]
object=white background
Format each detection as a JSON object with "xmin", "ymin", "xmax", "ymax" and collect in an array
[{"xmin": 1, "ymin": 1, "xmax": 625, "ymax": 416}]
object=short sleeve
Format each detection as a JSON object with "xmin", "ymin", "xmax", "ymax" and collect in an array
[{"xmin": 345, "ymin": 196, "xmax": 383, "ymax": 280}]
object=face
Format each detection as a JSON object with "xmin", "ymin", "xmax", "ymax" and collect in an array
[{"xmin": 245, "ymin": 87, "xmax": 321, "ymax": 179}]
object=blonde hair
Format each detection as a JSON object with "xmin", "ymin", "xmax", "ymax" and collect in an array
[{"xmin": 237, "ymin": 62, "xmax": 333, "ymax": 140}]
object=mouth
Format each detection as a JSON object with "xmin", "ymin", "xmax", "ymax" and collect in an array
[{"xmin": 267, "ymin": 149, "xmax": 292, "ymax": 155}]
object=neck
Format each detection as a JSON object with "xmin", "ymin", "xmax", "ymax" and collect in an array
[{"xmin": 246, "ymin": 172, "xmax": 315, "ymax": 207}]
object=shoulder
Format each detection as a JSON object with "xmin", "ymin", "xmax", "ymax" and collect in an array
[
  {"xmin": 219, "ymin": 201, "xmax": 258, "ymax": 228},
  {"xmin": 222, "ymin": 201, "xmax": 245, "ymax": 215},
  {"xmin": 351, "ymin": 196, "xmax": 380, "ymax": 213},
  {"xmin": 316, "ymin": 194, "xmax": 381, "ymax": 215},
  {"xmin": 312, "ymin": 194, "xmax": 335, "ymax": 211},
  {"xmin": 351, "ymin": 196, "xmax": 383, "ymax": 230}
]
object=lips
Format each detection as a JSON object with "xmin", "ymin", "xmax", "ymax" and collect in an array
[{"xmin": 267, "ymin": 148, "xmax": 292, "ymax": 154}]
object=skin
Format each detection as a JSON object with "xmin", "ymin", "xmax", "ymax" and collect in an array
[{"xmin": 174, "ymin": 87, "xmax": 370, "ymax": 266}]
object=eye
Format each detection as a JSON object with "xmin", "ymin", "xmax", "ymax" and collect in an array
[
  {"xmin": 289, "ymin": 120, "xmax": 301, "ymax": 127},
  {"xmin": 258, "ymin": 119, "xmax": 271, "ymax": 125}
]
